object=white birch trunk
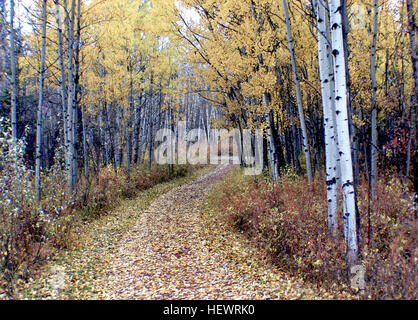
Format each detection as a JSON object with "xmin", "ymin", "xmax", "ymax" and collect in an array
[
  {"xmin": 263, "ymin": 95, "xmax": 279, "ymax": 182},
  {"xmin": 328, "ymin": 0, "xmax": 358, "ymax": 267},
  {"xmin": 315, "ymin": 0, "xmax": 339, "ymax": 237}
]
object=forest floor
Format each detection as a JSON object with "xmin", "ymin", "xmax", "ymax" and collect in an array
[{"xmin": 18, "ymin": 164, "xmax": 350, "ymax": 300}]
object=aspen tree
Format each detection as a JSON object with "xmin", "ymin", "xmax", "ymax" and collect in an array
[
  {"xmin": 370, "ymin": 0, "xmax": 378, "ymax": 198},
  {"xmin": 328, "ymin": 0, "xmax": 358, "ymax": 267},
  {"xmin": 35, "ymin": 0, "xmax": 48, "ymax": 203},
  {"xmin": 9, "ymin": 0, "xmax": 17, "ymax": 143},
  {"xmin": 406, "ymin": 0, "xmax": 417, "ymax": 192},
  {"xmin": 281, "ymin": 0, "xmax": 313, "ymax": 184},
  {"xmin": 315, "ymin": 0, "xmax": 339, "ymax": 237},
  {"xmin": 65, "ymin": 0, "xmax": 76, "ymax": 196},
  {"xmin": 82, "ymin": 104, "xmax": 89, "ymax": 180},
  {"xmin": 54, "ymin": 0, "xmax": 68, "ymax": 150}
]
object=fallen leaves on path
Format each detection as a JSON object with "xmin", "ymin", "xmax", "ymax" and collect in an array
[
  {"xmin": 18, "ymin": 166, "xmax": 213, "ymax": 299},
  {"xmin": 19, "ymin": 165, "xmax": 351, "ymax": 299},
  {"xmin": 99, "ymin": 165, "xmax": 332, "ymax": 299}
]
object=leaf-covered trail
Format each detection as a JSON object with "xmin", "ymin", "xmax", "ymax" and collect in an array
[
  {"xmin": 99, "ymin": 165, "xmax": 319, "ymax": 299},
  {"xmin": 21, "ymin": 165, "xmax": 339, "ymax": 299}
]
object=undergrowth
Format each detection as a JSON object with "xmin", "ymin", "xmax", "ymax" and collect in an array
[
  {"xmin": 206, "ymin": 167, "xmax": 416, "ymax": 299},
  {"xmin": 17, "ymin": 165, "xmax": 213, "ymax": 299},
  {"xmin": 0, "ymin": 123, "xmax": 201, "ymax": 297}
]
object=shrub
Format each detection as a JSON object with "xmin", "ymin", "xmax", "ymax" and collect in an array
[
  {"xmin": 0, "ymin": 116, "xmax": 197, "ymax": 296},
  {"xmin": 0, "ymin": 122, "xmax": 44, "ymax": 293}
]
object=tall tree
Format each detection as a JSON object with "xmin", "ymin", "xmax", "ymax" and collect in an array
[
  {"xmin": 82, "ymin": 104, "xmax": 89, "ymax": 180},
  {"xmin": 281, "ymin": 0, "xmax": 313, "ymax": 184},
  {"xmin": 54, "ymin": 0, "xmax": 68, "ymax": 149},
  {"xmin": 406, "ymin": 0, "xmax": 418, "ymax": 117},
  {"xmin": 66, "ymin": 0, "xmax": 76, "ymax": 196},
  {"xmin": 9, "ymin": 0, "xmax": 17, "ymax": 143},
  {"xmin": 405, "ymin": 0, "xmax": 417, "ymax": 196},
  {"xmin": 35, "ymin": 0, "xmax": 48, "ymax": 203},
  {"xmin": 315, "ymin": 0, "xmax": 339, "ymax": 238},
  {"xmin": 0, "ymin": 0, "xmax": 7, "ymax": 92},
  {"xmin": 370, "ymin": 0, "xmax": 379, "ymax": 198}
]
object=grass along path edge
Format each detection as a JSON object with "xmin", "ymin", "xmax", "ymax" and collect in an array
[{"xmin": 17, "ymin": 165, "xmax": 214, "ymax": 299}]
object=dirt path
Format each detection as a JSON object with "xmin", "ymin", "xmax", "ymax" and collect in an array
[{"xmin": 98, "ymin": 165, "xmax": 319, "ymax": 299}]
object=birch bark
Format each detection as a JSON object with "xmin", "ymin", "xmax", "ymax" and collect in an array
[
  {"xmin": 328, "ymin": 0, "xmax": 358, "ymax": 267},
  {"xmin": 315, "ymin": 0, "xmax": 339, "ymax": 237},
  {"xmin": 65, "ymin": 0, "xmax": 76, "ymax": 195}
]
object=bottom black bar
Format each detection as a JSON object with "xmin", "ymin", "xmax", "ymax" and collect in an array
[{"xmin": 0, "ymin": 300, "xmax": 414, "ymax": 319}]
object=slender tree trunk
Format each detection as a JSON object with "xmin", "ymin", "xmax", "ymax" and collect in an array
[
  {"xmin": 65, "ymin": 0, "xmax": 76, "ymax": 196},
  {"xmin": 148, "ymin": 99, "xmax": 153, "ymax": 170},
  {"xmin": 266, "ymin": 107, "xmax": 280, "ymax": 182},
  {"xmin": 101, "ymin": 104, "xmax": 108, "ymax": 166},
  {"xmin": 133, "ymin": 92, "xmax": 142, "ymax": 164},
  {"xmin": 370, "ymin": 0, "xmax": 379, "ymax": 198},
  {"xmin": 287, "ymin": 102, "xmax": 301, "ymax": 172},
  {"xmin": 9, "ymin": 0, "xmax": 17, "ymax": 143},
  {"xmin": 148, "ymin": 86, "xmax": 154, "ymax": 170},
  {"xmin": 82, "ymin": 104, "xmax": 88, "ymax": 180},
  {"xmin": 341, "ymin": 0, "xmax": 358, "ymax": 188},
  {"xmin": 281, "ymin": 0, "xmax": 313, "ymax": 184},
  {"xmin": 155, "ymin": 88, "xmax": 163, "ymax": 165},
  {"xmin": 139, "ymin": 103, "xmax": 147, "ymax": 164},
  {"xmin": 236, "ymin": 115, "xmax": 245, "ymax": 168},
  {"xmin": 0, "ymin": 1, "xmax": 5, "ymax": 81},
  {"xmin": 104, "ymin": 102, "xmax": 115, "ymax": 171},
  {"xmin": 170, "ymin": 107, "xmax": 175, "ymax": 175},
  {"xmin": 329, "ymin": 0, "xmax": 359, "ymax": 268},
  {"xmin": 406, "ymin": 0, "xmax": 417, "ymax": 125},
  {"xmin": 126, "ymin": 83, "xmax": 134, "ymax": 177},
  {"xmin": 406, "ymin": 0, "xmax": 417, "ymax": 195},
  {"xmin": 35, "ymin": 0, "xmax": 47, "ymax": 203},
  {"xmin": 115, "ymin": 104, "xmax": 122, "ymax": 169},
  {"xmin": 71, "ymin": 0, "xmax": 81, "ymax": 187},
  {"xmin": 54, "ymin": 0, "xmax": 68, "ymax": 149}
]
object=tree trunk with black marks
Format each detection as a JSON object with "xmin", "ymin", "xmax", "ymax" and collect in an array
[
  {"xmin": 329, "ymin": 0, "xmax": 359, "ymax": 268},
  {"xmin": 315, "ymin": 0, "xmax": 339, "ymax": 238}
]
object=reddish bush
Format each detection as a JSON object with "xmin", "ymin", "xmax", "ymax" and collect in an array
[
  {"xmin": 212, "ymin": 168, "xmax": 416, "ymax": 299},
  {"xmin": 0, "ymin": 162, "xmax": 195, "ymax": 295}
]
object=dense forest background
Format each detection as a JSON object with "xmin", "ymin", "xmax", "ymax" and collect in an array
[{"xmin": 0, "ymin": 0, "xmax": 416, "ymax": 299}]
